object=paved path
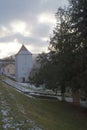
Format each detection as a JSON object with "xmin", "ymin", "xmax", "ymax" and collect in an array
[{"xmin": 3, "ymin": 78, "xmax": 87, "ymax": 108}]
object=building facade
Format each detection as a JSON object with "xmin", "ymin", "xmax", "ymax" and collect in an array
[
  {"xmin": 2, "ymin": 63, "xmax": 15, "ymax": 77},
  {"xmin": 0, "ymin": 56, "xmax": 15, "ymax": 77},
  {"xmin": 15, "ymin": 45, "xmax": 33, "ymax": 82}
]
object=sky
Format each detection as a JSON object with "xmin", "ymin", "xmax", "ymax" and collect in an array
[{"xmin": 0, "ymin": 0, "xmax": 68, "ymax": 59}]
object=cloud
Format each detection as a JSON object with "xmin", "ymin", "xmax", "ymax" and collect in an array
[
  {"xmin": 10, "ymin": 20, "xmax": 31, "ymax": 37},
  {"xmin": 0, "ymin": 0, "xmax": 68, "ymax": 58},
  {"xmin": 0, "ymin": 26, "xmax": 11, "ymax": 38},
  {"xmin": 0, "ymin": 0, "xmax": 68, "ymax": 23},
  {"xmin": 0, "ymin": 39, "xmax": 21, "ymax": 59},
  {"xmin": 38, "ymin": 12, "xmax": 56, "ymax": 24}
]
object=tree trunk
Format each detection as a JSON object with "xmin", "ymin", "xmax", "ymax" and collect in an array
[
  {"xmin": 61, "ymin": 84, "xmax": 65, "ymax": 101},
  {"xmin": 72, "ymin": 89, "xmax": 80, "ymax": 106},
  {"xmin": 54, "ymin": 88, "xmax": 58, "ymax": 95},
  {"xmin": 61, "ymin": 92, "xmax": 65, "ymax": 101}
]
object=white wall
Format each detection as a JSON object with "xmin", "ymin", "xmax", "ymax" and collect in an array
[{"xmin": 15, "ymin": 49, "xmax": 33, "ymax": 82}]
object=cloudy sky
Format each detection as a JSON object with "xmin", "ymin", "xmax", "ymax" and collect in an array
[{"xmin": 0, "ymin": 0, "xmax": 68, "ymax": 59}]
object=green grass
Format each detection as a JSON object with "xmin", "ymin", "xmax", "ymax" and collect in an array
[{"xmin": 0, "ymin": 81, "xmax": 87, "ymax": 130}]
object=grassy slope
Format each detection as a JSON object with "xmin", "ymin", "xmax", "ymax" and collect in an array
[{"xmin": 0, "ymin": 81, "xmax": 87, "ymax": 130}]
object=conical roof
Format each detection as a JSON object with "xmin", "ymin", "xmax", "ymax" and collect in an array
[
  {"xmin": 16, "ymin": 44, "xmax": 32, "ymax": 55},
  {"xmin": 20, "ymin": 45, "xmax": 28, "ymax": 51}
]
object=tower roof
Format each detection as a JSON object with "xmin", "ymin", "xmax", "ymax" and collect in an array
[
  {"xmin": 20, "ymin": 45, "xmax": 28, "ymax": 51},
  {"xmin": 16, "ymin": 44, "xmax": 32, "ymax": 55}
]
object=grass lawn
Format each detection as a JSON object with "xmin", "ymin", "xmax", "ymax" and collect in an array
[{"xmin": 0, "ymin": 81, "xmax": 87, "ymax": 130}]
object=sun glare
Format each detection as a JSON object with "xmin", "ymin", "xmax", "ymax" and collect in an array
[
  {"xmin": 0, "ymin": 39, "xmax": 21, "ymax": 59},
  {"xmin": 41, "ymin": 37, "xmax": 49, "ymax": 42},
  {"xmin": 10, "ymin": 20, "xmax": 31, "ymax": 36},
  {"xmin": 38, "ymin": 12, "xmax": 56, "ymax": 25}
]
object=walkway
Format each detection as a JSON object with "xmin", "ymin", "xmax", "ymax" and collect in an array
[{"xmin": 3, "ymin": 78, "xmax": 87, "ymax": 108}]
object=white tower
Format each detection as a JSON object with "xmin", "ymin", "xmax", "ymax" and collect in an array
[{"xmin": 15, "ymin": 45, "xmax": 32, "ymax": 82}]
